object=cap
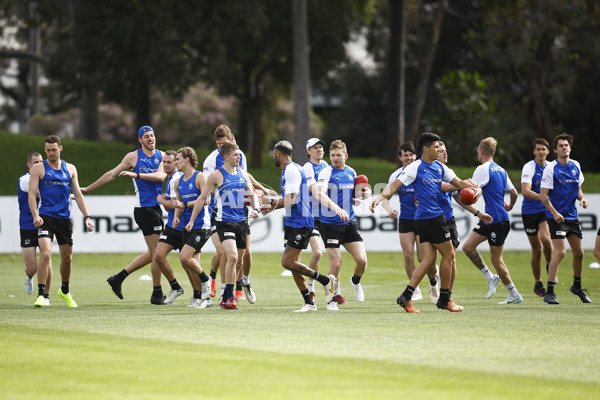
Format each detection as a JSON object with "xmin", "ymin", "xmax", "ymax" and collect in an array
[
  {"xmin": 306, "ymin": 138, "xmax": 325, "ymax": 150},
  {"xmin": 138, "ymin": 125, "xmax": 154, "ymax": 138}
]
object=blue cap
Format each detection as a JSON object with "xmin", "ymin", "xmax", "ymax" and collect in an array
[{"xmin": 138, "ymin": 125, "xmax": 154, "ymax": 138}]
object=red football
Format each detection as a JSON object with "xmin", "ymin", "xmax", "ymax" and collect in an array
[
  {"xmin": 460, "ymin": 187, "xmax": 478, "ymax": 205},
  {"xmin": 245, "ymin": 189, "xmax": 264, "ymax": 206},
  {"xmin": 354, "ymin": 174, "xmax": 369, "ymax": 189}
]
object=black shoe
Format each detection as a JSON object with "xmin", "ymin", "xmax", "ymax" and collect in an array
[
  {"xmin": 544, "ymin": 293, "xmax": 559, "ymax": 305},
  {"xmin": 534, "ymin": 284, "xmax": 546, "ymax": 297},
  {"xmin": 107, "ymin": 275, "xmax": 123, "ymax": 299},
  {"xmin": 570, "ymin": 286, "xmax": 592, "ymax": 303},
  {"xmin": 150, "ymin": 294, "xmax": 167, "ymax": 305}
]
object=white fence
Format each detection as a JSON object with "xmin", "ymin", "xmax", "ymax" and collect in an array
[{"xmin": 2, "ymin": 194, "xmax": 598, "ymax": 253}]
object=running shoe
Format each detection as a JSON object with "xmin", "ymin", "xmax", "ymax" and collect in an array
[
  {"xmin": 223, "ymin": 297, "xmax": 238, "ymax": 310},
  {"xmin": 44, "ymin": 297, "xmax": 50, "ymax": 306},
  {"xmin": 107, "ymin": 275, "xmax": 124, "ymax": 299},
  {"xmin": 498, "ymin": 294, "xmax": 523, "ymax": 304},
  {"xmin": 235, "ymin": 290, "xmax": 245, "ymax": 300},
  {"xmin": 437, "ymin": 298, "xmax": 464, "ymax": 312},
  {"xmin": 187, "ymin": 298, "xmax": 202, "ymax": 307},
  {"xmin": 25, "ymin": 275, "xmax": 34, "ymax": 295},
  {"xmin": 164, "ymin": 288, "xmax": 184, "ymax": 304},
  {"xmin": 543, "ymin": 293, "xmax": 559, "ymax": 305},
  {"xmin": 333, "ymin": 294, "xmax": 348, "ymax": 305},
  {"xmin": 150, "ymin": 294, "xmax": 167, "ymax": 305},
  {"xmin": 209, "ymin": 278, "xmax": 217, "ymax": 298},
  {"xmin": 534, "ymin": 284, "xmax": 546, "ymax": 297},
  {"xmin": 487, "ymin": 275, "xmax": 500, "ymax": 299},
  {"xmin": 326, "ymin": 301, "xmax": 339, "ymax": 311},
  {"xmin": 201, "ymin": 277, "xmax": 212, "ymax": 300},
  {"xmin": 294, "ymin": 303, "xmax": 317, "ymax": 313},
  {"xmin": 323, "ymin": 275, "xmax": 337, "ymax": 303},
  {"xmin": 240, "ymin": 280, "xmax": 256, "ymax": 304},
  {"xmin": 570, "ymin": 286, "xmax": 592, "ymax": 303},
  {"xmin": 350, "ymin": 277, "xmax": 365, "ymax": 303},
  {"xmin": 412, "ymin": 286, "xmax": 423, "ymax": 301},
  {"xmin": 34, "ymin": 295, "xmax": 45, "ymax": 308},
  {"xmin": 397, "ymin": 294, "xmax": 419, "ymax": 313},
  {"xmin": 196, "ymin": 298, "xmax": 213, "ymax": 309},
  {"xmin": 58, "ymin": 289, "xmax": 78, "ymax": 308},
  {"xmin": 429, "ymin": 284, "xmax": 440, "ymax": 304}
]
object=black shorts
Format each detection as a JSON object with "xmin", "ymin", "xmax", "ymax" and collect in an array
[
  {"xmin": 522, "ymin": 211, "xmax": 547, "ymax": 236},
  {"xmin": 284, "ymin": 226, "xmax": 312, "ymax": 250},
  {"xmin": 310, "ymin": 217, "xmax": 322, "ymax": 237},
  {"xmin": 159, "ymin": 225, "xmax": 183, "ymax": 251},
  {"xmin": 215, "ymin": 221, "xmax": 247, "ymax": 249},
  {"xmin": 210, "ymin": 209, "xmax": 217, "ymax": 234},
  {"xmin": 182, "ymin": 228, "xmax": 211, "ymax": 253},
  {"xmin": 398, "ymin": 218, "xmax": 418, "ymax": 234},
  {"xmin": 321, "ymin": 221, "xmax": 363, "ymax": 248},
  {"xmin": 37, "ymin": 215, "xmax": 73, "ymax": 246},
  {"xmin": 447, "ymin": 217, "xmax": 460, "ymax": 248},
  {"xmin": 243, "ymin": 219, "xmax": 251, "ymax": 236},
  {"xmin": 548, "ymin": 218, "xmax": 583, "ymax": 240},
  {"xmin": 473, "ymin": 220, "xmax": 510, "ymax": 246},
  {"xmin": 134, "ymin": 206, "xmax": 164, "ymax": 236},
  {"xmin": 20, "ymin": 228, "xmax": 38, "ymax": 248},
  {"xmin": 416, "ymin": 214, "xmax": 450, "ymax": 245}
]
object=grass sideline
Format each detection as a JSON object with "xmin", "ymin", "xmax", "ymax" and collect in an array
[
  {"xmin": 1, "ymin": 251, "xmax": 600, "ymax": 399},
  {"xmin": 5, "ymin": 130, "xmax": 600, "ymax": 196}
]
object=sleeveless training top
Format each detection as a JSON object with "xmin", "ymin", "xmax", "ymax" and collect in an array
[
  {"xmin": 214, "ymin": 166, "xmax": 247, "ymax": 223},
  {"xmin": 132, "ymin": 148, "xmax": 163, "ymax": 207},
  {"xmin": 39, "ymin": 160, "xmax": 71, "ymax": 219}
]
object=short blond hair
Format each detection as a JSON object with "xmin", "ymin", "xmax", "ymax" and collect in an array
[
  {"xmin": 479, "ymin": 137, "xmax": 497, "ymax": 157},
  {"xmin": 214, "ymin": 125, "xmax": 234, "ymax": 141},
  {"xmin": 220, "ymin": 141, "xmax": 239, "ymax": 157},
  {"xmin": 329, "ymin": 139, "xmax": 347, "ymax": 154}
]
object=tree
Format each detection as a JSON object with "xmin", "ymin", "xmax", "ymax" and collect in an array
[{"xmin": 292, "ymin": 0, "xmax": 311, "ymax": 163}]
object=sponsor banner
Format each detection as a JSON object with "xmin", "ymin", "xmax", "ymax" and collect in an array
[{"xmin": 1, "ymin": 195, "xmax": 598, "ymax": 253}]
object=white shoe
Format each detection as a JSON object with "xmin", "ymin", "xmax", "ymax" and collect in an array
[
  {"xmin": 429, "ymin": 284, "xmax": 440, "ymax": 304},
  {"xmin": 326, "ymin": 301, "xmax": 339, "ymax": 311},
  {"xmin": 498, "ymin": 294, "xmax": 523, "ymax": 304},
  {"xmin": 323, "ymin": 275, "xmax": 337, "ymax": 304},
  {"xmin": 44, "ymin": 297, "xmax": 50, "ymax": 306},
  {"xmin": 25, "ymin": 275, "xmax": 34, "ymax": 295},
  {"xmin": 164, "ymin": 288, "xmax": 184, "ymax": 304},
  {"xmin": 241, "ymin": 281, "xmax": 256, "ymax": 304},
  {"xmin": 187, "ymin": 298, "xmax": 202, "ymax": 307},
  {"xmin": 487, "ymin": 275, "xmax": 501, "ymax": 299},
  {"xmin": 196, "ymin": 298, "xmax": 213, "ymax": 309},
  {"xmin": 293, "ymin": 303, "xmax": 317, "ymax": 313},
  {"xmin": 350, "ymin": 277, "xmax": 364, "ymax": 303},
  {"xmin": 412, "ymin": 286, "xmax": 423, "ymax": 301},
  {"xmin": 201, "ymin": 277, "xmax": 212, "ymax": 300}
]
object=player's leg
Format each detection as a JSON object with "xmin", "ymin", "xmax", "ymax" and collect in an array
[
  {"xmin": 344, "ymin": 241, "xmax": 367, "ymax": 303},
  {"xmin": 463, "ymin": 229, "xmax": 499, "ymax": 298}
]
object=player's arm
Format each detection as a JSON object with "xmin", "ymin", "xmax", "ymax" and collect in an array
[
  {"xmin": 119, "ymin": 152, "xmax": 167, "ymax": 182},
  {"xmin": 380, "ymin": 199, "xmax": 398, "ymax": 219},
  {"xmin": 448, "ymin": 176, "xmax": 478, "ymax": 192},
  {"xmin": 451, "ymin": 192, "xmax": 493, "ymax": 224},
  {"xmin": 578, "ymin": 186, "xmax": 588, "ymax": 209},
  {"xmin": 311, "ymin": 184, "xmax": 349, "ymax": 222},
  {"xmin": 242, "ymin": 170, "xmax": 260, "ymax": 219},
  {"xmin": 521, "ymin": 182, "xmax": 541, "ymax": 201},
  {"xmin": 185, "ymin": 172, "xmax": 220, "ymax": 231},
  {"xmin": 82, "ymin": 151, "xmax": 137, "ymax": 193},
  {"xmin": 505, "ymin": 187, "xmax": 518, "ymax": 211},
  {"xmin": 369, "ymin": 179, "xmax": 403, "ymax": 213},
  {"xmin": 441, "ymin": 182, "xmax": 459, "ymax": 192},
  {"xmin": 183, "ymin": 173, "xmax": 208, "ymax": 210},
  {"xmin": 247, "ymin": 172, "xmax": 277, "ymax": 197},
  {"xmin": 28, "ymin": 163, "xmax": 44, "ymax": 227},
  {"xmin": 540, "ymin": 187, "xmax": 563, "ymax": 223},
  {"xmin": 68, "ymin": 164, "xmax": 94, "ymax": 232}
]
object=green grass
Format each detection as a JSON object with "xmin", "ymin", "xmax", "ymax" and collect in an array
[
  {"xmin": 1, "ymin": 251, "xmax": 600, "ymax": 399},
  {"xmin": 5, "ymin": 130, "xmax": 600, "ymax": 195}
]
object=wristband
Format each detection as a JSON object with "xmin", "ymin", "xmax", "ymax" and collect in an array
[
  {"xmin": 270, "ymin": 198, "xmax": 274, "ymax": 206},
  {"xmin": 183, "ymin": 202, "xmax": 188, "ymax": 208},
  {"xmin": 84, "ymin": 216, "xmax": 92, "ymax": 220},
  {"xmin": 474, "ymin": 210, "xmax": 480, "ymax": 217},
  {"xmin": 136, "ymin": 172, "xmax": 140, "ymax": 179}
]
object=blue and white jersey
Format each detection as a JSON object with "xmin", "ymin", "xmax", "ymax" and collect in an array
[
  {"xmin": 472, "ymin": 162, "xmax": 514, "ymax": 225},
  {"xmin": 316, "ymin": 165, "xmax": 357, "ymax": 225},
  {"xmin": 39, "ymin": 160, "xmax": 71, "ymax": 219},
  {"xmin": 303, "ymin": 160, "xmax": 328, "ymax": 218},
  {"xmin": 388, "ymin": 167, "xmax": 417, "ymax": 220},
  {"xmin": 179, "ymin": 171, "xmax": 210, "ymax": 230},
  {"xmin": 541, "ymin": 159, "xmax": 584, "ymax": 221},
  {"xmin": 18, "ymin": 172, "xmax": 38, "ymax": 229},
  {"xmin": 165, "ymin": 171, "xmax": 183, "ymax": 230},
  {"xmin": 132, "ymin": 149, "xmax": 163, "ymax": 207},
  {"xmin": 398, "ymin": 159, "xmax": 456, "ymax": 220},
  {"xmin": 203, "ymin": 148, "xmax": 248, "ymax": 214},
  {"xmin": 282, "ymin": 162, "xmax": 313, "ymax": 229},
  {"xmin": 214, "ymin": 166, "xmax": 247, "ymax": 223},
  {"xmin": 520, "ymin": 160, "xmax": 547, "ymax": 215}
]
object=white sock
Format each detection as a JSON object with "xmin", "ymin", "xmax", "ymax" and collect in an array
[
  {"xmin": 241, "ymin": 274, "xmax": 249, "ymax": 285},
  {"xmin": 481, "ymin": 267, "xmax": 493, "ymax": 281},
  {"xmin": 308, "ymin": 280, "xmax": 315, "ymax": 292},
  {"xmin": 220, "ymin": 284, "xmax": 226, "ymax": 296},
  {"xmin": 505, "ymin": 283, "xmax": 519, "ymax": 297},
  {"xmin": 335, "ymin": 283, "xmax": 341, "ymax": 296}
]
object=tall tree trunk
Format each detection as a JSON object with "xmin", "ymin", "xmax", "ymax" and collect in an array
[
  {"xmin": 80, "ymin": 85, "xmax": 98, "ymax": 140},
  {"xmin": 135, "ymin": 77, "xmax": 151, "ymax": 131},
  {"xmin": 528, "ymin": 30, "xmax": 554, "ymax": 139},
  {"xmin": 386, "ymin": 0, "xmax": 403, "ymax": 162},
  {"xmin": 249, "ymin": 99, "xmax": 263, "ymax": 168},
  {"xmin": 292, "ymin": 0, "xmax": 311, "ymax": 162},
  {"xmin": 408, "ymin": 0, "xmax": 446, "ymax": 142}
]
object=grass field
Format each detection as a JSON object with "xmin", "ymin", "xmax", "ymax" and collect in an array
[{"xmin": 1, "ymin": 251, "xmax": 600, "ymax": 399}]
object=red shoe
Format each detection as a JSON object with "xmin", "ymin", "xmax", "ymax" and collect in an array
[
  {"xmin": 397, "ymin": 294, "xmax": 420, "ymax": 313},
  {"xmin": 210, "ymin": 279, "xmax": 217, "ymax": 298},
  {"xmin": 333, "ymin": 294, "xmax": 348, "ymax": 305},
  {"xmin": 309, "ymin": 291, "xmax": 315, "ymax": 302},
  {"xmin": 235, "ymin": 290, "xmax": 245, "ymax": 300},
  {"xmin": 437, "ymin": 298, "xmax": 464, "ymax": 312},
  {"xmin": 219, "ymin": 296, "xmax": 225, "ymax": 308},
  {"xmin": 223, "ymin": 297, "xmax": 238, "ymax": 310}
]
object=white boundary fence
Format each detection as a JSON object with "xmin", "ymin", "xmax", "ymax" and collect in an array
[{"xmin": 2, "ymin": 194, "xmax": 598, "ymax": 253}]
